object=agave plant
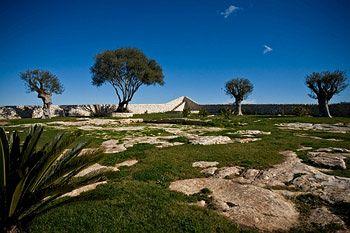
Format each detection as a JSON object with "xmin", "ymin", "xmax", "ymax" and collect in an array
[{"xmin": 0, "ymin": 125, "xmax": 104, "ymax": 232}]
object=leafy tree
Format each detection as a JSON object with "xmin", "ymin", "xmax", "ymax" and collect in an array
[
  {"xmin": 91, "ymin": 48, "xmax": 164, "ymax": 112},
  {"xmin": 0, "ymin": 125, "xmax": 104, "ymax": 233},
  {"xmin": 225, "ymin": 78, "xmax": 253, "ymax": 115},
  {"xmin": 20, "ymin": 70, "xmax": 64, "ymax": 119},
  {"xmin": 306, "ymin": 71, "xmax": 348, "ymax": 118}
]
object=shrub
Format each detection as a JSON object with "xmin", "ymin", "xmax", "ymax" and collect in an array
[
  {"xmin": 198, "ymin": 108, "xmax": 209, "ymax": 117},
  {"xmin": 182, "ymin": 107, "xmax": 191, "ymax": 118},
  {"xmin": 219, "ymin": 107, "xmax": 233, "ymax": 119},
  {"xmin": 0, "ymin": 125, "xmax": 104, "ymax": 232},
  {"xmin": 293, "ymin": 105, "xmax": 311, "ymax": 116}
]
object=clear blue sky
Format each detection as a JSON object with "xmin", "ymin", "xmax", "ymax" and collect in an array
[{"xmin": 0, "ymin": 0, "xmax": 349, "ymax": 105}]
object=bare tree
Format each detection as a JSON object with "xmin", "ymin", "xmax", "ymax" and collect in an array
[
  {"xmin": 91, "ymin": 48, "xmax": 164, "ymax": 112},
  {"xmin": 20, "ymin": 70, "xmax": 64, "ymax": 118},
  {"xmin": 225, "ymin": 78, "xmax": 253, "ymax": 116},
  {"xmin": 306, "ymin": 71, "xmax": 348, "ymax": 118}
]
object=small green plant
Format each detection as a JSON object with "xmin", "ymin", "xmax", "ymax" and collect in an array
[
  {"xmin": 198, "ymin": 108, "xmax": 209, "ymax": 117},
  {"xmin": 219, "ymin": 107, "xmax": 233, "ymax": 119},
  {"xmin": 168, "ymin": 136, "xmax": 190, "ymax": 144},
  {"xmin": 0, "ymin": 125, "xmax": 104, "ymax": 232},
  {"xmin": 182, "ymin": 107, "xmax": 191, "ymax": 118}
]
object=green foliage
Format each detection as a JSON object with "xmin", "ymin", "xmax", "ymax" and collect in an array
[
  {"xmin": 0, "ymin": 125, "xmax": 104, "ymax": 232},
  {"xmin": 20, "ymin": 70, "xmax": 64, "ymax": 95},
  {"xmin": 168, "ymin": 136, "xmax": 190, "ymax": 144},
  {"xmin": 219, "ymin": 107, "xmax": 233, "ymax": 119},
  {"xmin": 91, "ymin": 48, "xmax": 164, "ymax": 111},
  {"xmin": 182, "ymin": 108, "xmax": 191, "ymax": 117},
  {"xmin": 198, "ymin": 108, "xmax": 209, "ymax": 117},
  {"xmin": 225, "ymin": 78, "xmax": 253, "ymax": 103}
]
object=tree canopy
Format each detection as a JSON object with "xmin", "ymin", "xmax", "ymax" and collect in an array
[
  {"xmin": 306, "ymin": 70, "xmax": 348, "ymax": 101},
  {"xmin": 20, "ymin": 69, "xmax": 64, "ymax": 95},
  {"xmin": 91, "ymin": 48, "xmax": 164, "ymax": 111},
  {"xmin": 225, "ymin": 78, "xmax": 253, "ymax": 102}
]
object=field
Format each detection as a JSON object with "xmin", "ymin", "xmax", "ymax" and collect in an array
[{"xmin": 1, "ymin": 113, "xmax": 350, "ymax": 232}]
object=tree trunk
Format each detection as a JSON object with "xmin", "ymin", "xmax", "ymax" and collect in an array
[
  {"xmin": 318, "ymin": 97, "xmax": 332, "ymax": 118},
  {"xmin": 38, "ymin": 93, "xmax": 52, "ymax": 119},
  {"xmin": 235, "ymin": 101, "xmax": 243, "ymax": 116},
  {"xmin": 116, "ymin": 101, "xmax": 128, "ymax": 112}
]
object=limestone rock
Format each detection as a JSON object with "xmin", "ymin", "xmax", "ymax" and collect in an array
[
  {"xmin": 75, "ymin": 163, "xmax": 119, "ymax": 177},
  {"xmin": 61, "ymin": 181, "xmax": 107, "ymax": 197},
  {"xmin": 201, "ymin": 167, "xmax": 218, "ymax": 175},
  {"xmin": 234, "ymin": 138, "xmax": 261, "ymax": 143},
  {"xmin": 169, "ymin": 178, "xmax": 299, "ymax": 231},
  {"xmin": 308, "ymin": 152, "xmax": 348, "ymax": 169},
  {"xmin": 101, "ymin": 140, "xmax": 127, "ymax": 154},
  {"xmin": 277, "ymin": 122, "xmax": 350, "ymax": 133},
  {"xmin": 190, "ymin": 136, "xmax": 232, "ymax": 145},
  {"xmin": 308, "ymin": 207, "xmax": 345, "ymax": 228},
  {"xmin": 192, "ymin": 161, "xmax": 219, "ymax": 168},
  {"xmin": 235, "ymin": 130, "xmax": 271, "ymax": 136},
  {"xmin": 214, "ymin": 166, "xmax": 243, "ymax": 178},
  {"xmin": 315, "ymin": 148, "xmax": 350, "ymax": 153},
  {"xmin": 115, "ymin": 159, "xmax": 138, "ymax": 168}
]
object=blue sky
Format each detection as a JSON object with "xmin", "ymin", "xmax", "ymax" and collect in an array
[{"xmin": 0, "ymin": 0, "xmax": 349, "ymax": 105}]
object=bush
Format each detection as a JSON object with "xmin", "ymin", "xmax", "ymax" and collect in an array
[
  {"xmin": 293, "ymin": 105, "xmax": 311, "ymax": 116},
  {"xmin": 198, "ymin": 109, "xmax": 209, "ymax": 117},
  {"xmin": 182, "ymin": 107, "xmax": 191, "ymax": 118},
  {"xmin": 219, "ymin": 107, "xmax": 233, "ymax": 119},
  {"xmin": 0, "ymin": 125, "xmax": 104, "ymax": 232}
]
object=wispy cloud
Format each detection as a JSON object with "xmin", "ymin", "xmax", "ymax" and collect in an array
[
  {"xmin": 221, "ymin": 5, "xmax": 239, "ymax": 18},
  {"xmin": 263, "ymin": 45, "xmax": 273, "ymax": 54}
]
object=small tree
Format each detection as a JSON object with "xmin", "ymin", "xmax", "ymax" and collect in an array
[
  {"xmin": 20, "ymin": 70, "xmax": 64, "ymax": 119},
  {"xmin": 91, "ymin": 48, "xmax": 164, "ymax": 112},
  {"xmin": 306, "ymin": 71, "xmax": 348, "ymax": 118},
  {"xmin": 225, "ymin": 78, "xmax": 253, "ymax": 115}
]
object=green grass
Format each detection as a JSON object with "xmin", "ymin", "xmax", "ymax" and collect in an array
[
  {"xmin": 29, "ymin": 181, "xmax": 242, "ymax": 233},
  {"xmin": 1, "ymin": 114, "xmax": 349, "ymax": 232}
]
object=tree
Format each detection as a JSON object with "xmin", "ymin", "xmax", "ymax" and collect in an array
[
  {"xmin": 306, "ymin": 71, "xmax": 348, "ymax": 118},
  {"xmin": 0, "ymin": 125, "xmax": 104, "ymax": 232},
  {"xmin": 225, "ymin": 78, "xmax": 253, "ymax": 116},
  {"xmin": 20, "ymin": 70, "xmax": 64, "ymax": 119},
  {"xmin": 91, "ymin": 48, "xmax": 164, "ymax": 112}
]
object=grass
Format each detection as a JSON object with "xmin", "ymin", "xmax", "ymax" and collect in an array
[{"xmin": 1, "ymin": 114, "xmax": 349, "ymax": 232}]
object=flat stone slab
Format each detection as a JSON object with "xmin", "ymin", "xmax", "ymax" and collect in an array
[
  {"xmin": 201, "ymin": 167, "xmax": 218, "ymax": 175},
  {"xmin": 308, "ymin": 151, "xmax": 348, "ymax": 169},
  {"xmin": 115, "ymin": 159, "xmax": 138, "ymax": 168},
  {"xmin": 234, "ymin": 138, "xmax": 261, "ymax": 143},
  {"xmin": 169, "ymin": 178, "xmax": 299, "ymax": 231},
  {"xmin": 101, "ymin": 140, "xmax": 127, "ymax": 154},
  {"xmin": 192, "ymin": 161, "xmax": 219, "ymax": 168},
  {"xmin": 62, "ymin": 181, "xmax": 107, "ymax": 198},
  {"xmin": 190, "ymin": 136, "xmax": 232, "ymax": 145},
  {"xmin": 277, "ymin": 122, "xmax": 350, "ymax": 133},
  {"xmin": 214, "ymin": 166, "xmax": 243, "ymax": 178},
  {"xmin": 235, "ymin": 130, "xmax": 271, "ymax": 136}
]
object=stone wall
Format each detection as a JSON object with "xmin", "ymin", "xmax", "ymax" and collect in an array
[
  {"xmin": 0, "ymin": 96, "xmax": 201, "ymax": 119},
  {"xmin": 0, "ymin": 97, "xmax": 349, "ymax": 119},
  {"xmin": 200, "ymin": 103, "xmax": 350, "ymax": 117}
]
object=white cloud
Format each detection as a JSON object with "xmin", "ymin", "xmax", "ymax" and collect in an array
[
  {"xmin": 263, "ymin": 45, "xmax": 273, "ymax": 54},
  {"xmin": 221, "ymin": 5, "xmax": 239, "ymax": 18}
]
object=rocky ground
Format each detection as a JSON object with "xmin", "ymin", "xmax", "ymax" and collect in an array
[{"xmin": 3, "ymin": 117, "xmax": 350, "ymax": 232}]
